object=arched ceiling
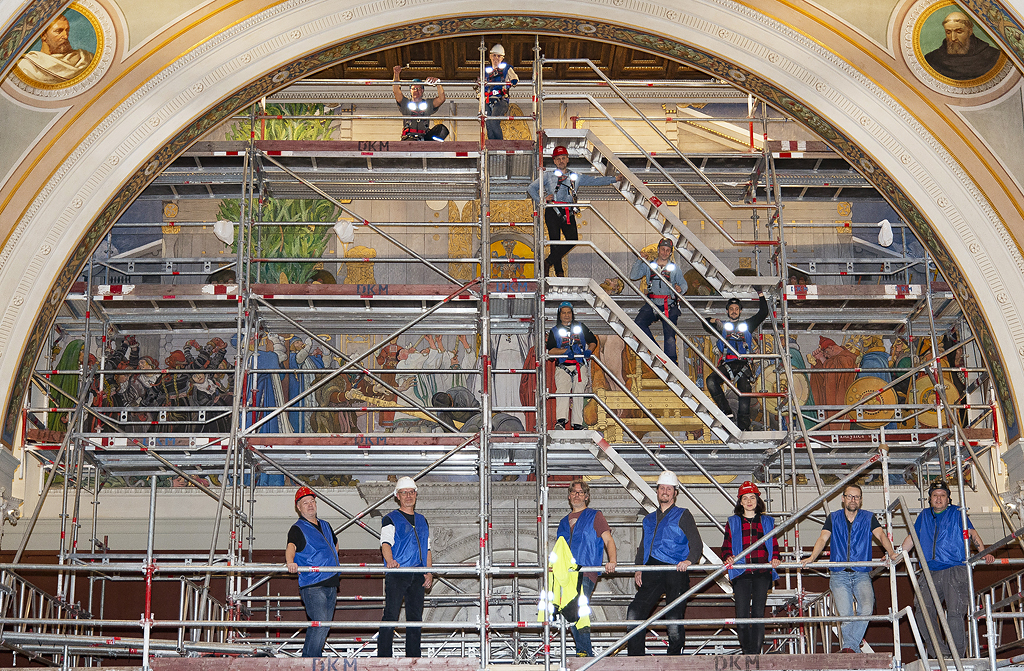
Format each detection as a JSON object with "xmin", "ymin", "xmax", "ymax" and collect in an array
[{"xmin": 1, "ymin": 0, "xmax": 1024, "ymax": 447}]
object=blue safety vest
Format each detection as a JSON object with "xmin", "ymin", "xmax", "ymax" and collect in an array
[
  {"xmin": 293, "ymin": 517, "xmax": 339, "ymax": 588},
  {"xmin": 384, "ymin": 510, "xmax": 430, "ymax": 568},
  {"xmin": 828, "ymin": 509, "xmax": 874, "ymax": 573},
  {"xmin": 557, "ymin": 508, "xmax": 604, "ymax": 569},
  {"xmin": 914, "ymin": 505, "xmax": 972, "ymax": 571},
  {"xmin": 642, "ymin": 506, "xmax": 690, "ymax": 565},
  {"xmin": 727, "ymin": 514, "xmax": 778, "ymax": 581},
  {"xmin": 484, "ymin": 65, "xmax": 513, "ymax": 102},
  {"xmin": 716, "ymin": 321, "xmax": 754, "ymax": 359}
]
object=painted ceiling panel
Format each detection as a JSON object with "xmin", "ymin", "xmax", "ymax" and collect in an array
[
  {"xmin": 809, "ymin": 0, "xmax": 900, "ymax": 48},
  {"xmin": 0, "ymin": 94, "xmax": 60, "ymax": 188},
  {"xmin": 958, "ymin": 84, "xmax": 1024, "ymax": 194},
  {"xmin": 117, "ymin": 0, "xmax": 212, "ymax": 52}
]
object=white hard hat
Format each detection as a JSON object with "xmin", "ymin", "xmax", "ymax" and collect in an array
[
  {"xmin": 656, "ymin": 470, "xmax": 678, "ymax": 487},
  {"xmin": 394, "ymin": 476, "xmax": 418, "ymax": 494},
  {"xmin": 489, "ymin": 44, "xmax": 505, "ymax": 56}
]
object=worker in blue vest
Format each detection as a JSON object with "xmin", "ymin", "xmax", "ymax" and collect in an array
[
  {"xmin": 286, "ymin": 486, "xmax": 341, "ymax": 657},
  {"xmin": 556, "ymin": 479, "xmax": 618, "ymax": 656},
  {"xmin": 546, "ymin": 301, "xmax": 599, "ymax": 430},
  {"xmin": 629, "ymin": 239, "xmax": 687, "ymax": 364},
  {"xmin": 627, "ymin": 470, "xmax": 704, "ymax": 656},
  {"xmin": 483, "ymin": 44, "xmax": 518, "ymax": 139},
  {"xmin": 703, "ymin": 291, "xmax": 769, "ymax": 430},
  {"xmin": 720, "ymin": 481, "xmax": 780, "ymax": 655},
  {"xmin": 801, "ymin": 483, "xmax": 899, "ymax": 652},
  {"xmin": 379, "ymin": 476, "xmax": 433, "ymax": 657},
  {"xmin": 900, "ymin": 480, "xmax": 994, "ymax": 658}
]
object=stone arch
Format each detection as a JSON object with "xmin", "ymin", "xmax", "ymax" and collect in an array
[{"xmin": 1, "ymin": 1, "xmax": 1023, "ymax": 444}]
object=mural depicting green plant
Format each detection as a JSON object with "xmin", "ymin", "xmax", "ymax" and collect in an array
[
  {"xmin": 226, "ymin": 102, "xmax": 336, "ymax": 142},
  {"xmin": 217, "ymin": 199, "xmax": 338, "ymax": 284},
  {"xmin": 217, "ymin": 103, "xmax": 339, "ymax": 284}
]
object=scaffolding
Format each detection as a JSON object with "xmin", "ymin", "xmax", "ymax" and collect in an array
[{"xmin": 3, "ymin": 45, "xmax": 1015, "ymax": 669}]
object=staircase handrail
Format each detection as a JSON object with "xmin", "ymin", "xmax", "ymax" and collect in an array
[
  {"xmin": 546, "ymin": 127, "xmax": 775, "ymax": 293},
  {"xmin": 544, "ymin": 208, "xmax": 780, "ymax": 400},
  {"xmin": 548, "ymin": 276, "xmax": 740, "ymax": 439},
  {"xmin": 540, "ymin": 57, "xmax": 777, "ymax": 217}
]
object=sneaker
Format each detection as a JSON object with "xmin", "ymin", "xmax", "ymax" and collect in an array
[
  {"xmin": 572, "ymin": 424, "xmax": 586, "ymax": 431},
  {"xmin": 553, "ymin": 419, "xmax": 567, "ymax": 430}
]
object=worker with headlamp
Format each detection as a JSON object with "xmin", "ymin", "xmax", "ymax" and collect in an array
[
  {"xmin": 629, "ymin": 238, "xmax": 687, "ymax": 365},
  {"xmin": 703, "ymin": 292, "xmax": 768, "ymax": 430},
  {"xmin": 528, "ymin": 145, "xmax": 619, "ymax": 277},
  {"xmin": 393, "ymin": 65, "xmax": 448, "ymax": 141},
  {"xmin": 546, "ymin": 301, "xmax": 599, "ymax": 430}
]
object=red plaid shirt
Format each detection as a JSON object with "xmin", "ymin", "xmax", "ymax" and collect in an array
[{"xmin": 720, "ymin": 515, "xmax": 778, "ymax": 570}]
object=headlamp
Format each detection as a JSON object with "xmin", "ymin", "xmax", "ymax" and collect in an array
[
  {"xmin": 407, "ymin": 102, "xmax": 416, "ymax": 111},
  {"xmin": 418, "ymin": 101, "xmax": 428, "ymax": 111},
  {"xmin": 724, "ymin": 322, "xmax": 735, "ymax": 332},
  {"xmin": 649, "ymin": 261, "xmax": 658, "ymax": 270},
  {"xmin": 572, "ymin": 325, "xmax": 582, "ymax": 335},
  {"xmin": 738, "ymin": 323, "xmax": 748, "ymax": 332},
  {"xmin": 568, "ymin": 172, "xmax": 578, "ymax": 181},
  {"xmin": 498, "ymin": 62, "xmax": 507, "ymax": 70},
  {"xmin": 557, "ymin": 328, "xmax": 569, "ymax": 338},
  {"xmin": 665, "ymin": 263, "xmax": 675, "ymax": 272},
  {"xmin": 485, "ymin": 66, "xmax": 493, "ymax": 74}
]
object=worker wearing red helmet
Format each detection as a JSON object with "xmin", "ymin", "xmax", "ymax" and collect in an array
[
  {"xmin": 527, "ymin": 144, "xmax": 620, "ymax": 277},
  {"xmin": 720, "ymin": 481, "xmax": 780, "ymax": 654},
  {"xmin": 286, "ymin": 486, "xmax": 341, "ymax": 657}
]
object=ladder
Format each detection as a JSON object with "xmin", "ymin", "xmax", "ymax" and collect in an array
[
  {"xmin": 542, "ymin": 129, "xmax": 777, "ymax": 297},
  {"xmin": 547, "ymin": 277, "xmax": 741, "ymax": 442}
]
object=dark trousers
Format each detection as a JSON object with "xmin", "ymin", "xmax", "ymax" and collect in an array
[
  {"xmin": 299, "ymin": 582, "xmax": 338, "ymax": 657},
  {"xmin": 706, "ymin": 360, "xmax": 753, "ymax": 429},
  {"xmin": 485, "ymin": 98, "xmax": 508, "ymax": 139},
  {"xmin": 635, "ymin": 302, "xmax": 681, "ymax": 364},
  {"xmin": 914, "ymin": 564, "xmax": 970, "ymax": 657},
  {"xmin": 378, "ymin": 572, "xmax": 425, "ymax": 657},
  {"xmin": 544, "ymin": 208, "xmax": 578, "ymax": 277},
  {"xmin": 626, "ymin": 564, "xmax": 689, "ymax": 655},
  {"xmin": 732, "ymin": 572, "xmax": 771, "ymax": 654}
]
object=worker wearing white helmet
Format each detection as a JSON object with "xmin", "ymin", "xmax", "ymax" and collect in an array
[
  {"xmin": 379, "ymin": 476, "xmax": 432, "ymax": 657},
  {"xmin": 626, "ymin": 470, "xmax": 704, "ymax": 656},
  {"xmin": 483, "ymin": 43, "xmax": 518, "ymax": 139}
]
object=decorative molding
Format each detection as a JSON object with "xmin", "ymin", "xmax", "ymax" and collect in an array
[{"xmin": 0, "ymin": 3, "xmax": 1023, "ymax": 443}]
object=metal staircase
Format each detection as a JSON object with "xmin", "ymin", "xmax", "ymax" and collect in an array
[
  {"xmin": 548, "ymin": 429, "xmax": 727, "ymax": 572},
  {"xmin": 542, "ymin": 128, "xmax": 777, "ymax": 297},
  {"xmin": 547, "ymin": 277, "xmax": 741, "ymax": 442}
]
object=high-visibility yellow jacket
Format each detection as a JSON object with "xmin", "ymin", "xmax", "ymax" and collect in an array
[{"xmin": 539, "ymin": 536, "xmax": 591, "ymax": 629}]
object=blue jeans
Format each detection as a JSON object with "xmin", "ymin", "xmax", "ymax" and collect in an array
[
  {"xmin": 485, "ymin": 98, "xmax": 508, "ymax": 140},
  {"xmin": 299, "ymin": 582, "xmax": 337, "ymax": 657},
  {"xmin": 570, "ymin": 576, "xmax": 596, "ymax": 656},
  {"xmin": 636, "ymin": 302, "xmax": 681, "ymax": 364},
  {"xmin": 830, "ymin": 570, "xmax": 873, "ymax": 651},
  {"xmin": 379, "ymin": 572, "xmax": 426, "ymax": 657}
]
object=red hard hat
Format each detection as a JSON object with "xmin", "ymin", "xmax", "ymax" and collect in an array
[
  {"xmin": 738, "ymin": 481, "xmax": 760, "ymax": 498},
  {"xmin": 295, "ymin": 486, "xmax": 316, "ymax": 503},
  {"xmin": 552, "ymin": 145, "xmax": 568, "ymax": 158}
]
